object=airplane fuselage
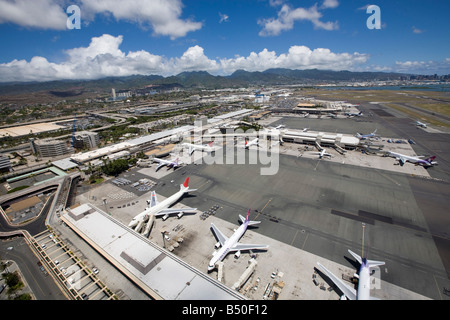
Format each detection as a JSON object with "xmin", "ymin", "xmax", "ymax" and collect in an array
[
  {"xmin": 357, "ymin": 261, "xmax": 372, "ymax": 300},
  {"xmin": 388, "ymin": 151, "xmax": 437, "ymax": 167},
  {"xmin": 128, "ymin": 189, "xmax": 185, "ymax": 227},
  {"xmin": 208, "ymin": 221, "xmax": 248, "ymax": 270}
]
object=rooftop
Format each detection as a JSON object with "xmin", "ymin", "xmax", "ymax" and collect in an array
[{"xmin": 61, "ymin": 203, "xmax": 245, "ymax": 300}]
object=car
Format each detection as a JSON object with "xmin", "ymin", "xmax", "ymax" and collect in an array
[
  {"xmin": 41, "ymin": 244, "xmax": 46, "ymax": 249},
  {"xmin": 92, "ymin": 267, "xmax": 99, "ymax": 274},
  {"xmin": 6, "ymin": 247, "xmax": 13, "ymax": 250},
  {"xmin": 0, "ymin": 284, "xmax": 6, "ymax": 294},
  {"xmin": 54, "ymin": 260, "xmax": 60, "ymax": 265},
  {"xmin": 81, "ymin": 293, "xmax": 88, "ymax": 300}
]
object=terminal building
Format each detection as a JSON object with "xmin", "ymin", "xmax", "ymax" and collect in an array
[{"xmin": 61, "ymin": 204, "xmax": 244, "ymax": 300}]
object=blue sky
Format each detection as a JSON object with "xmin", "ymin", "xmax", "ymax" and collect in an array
[{"xmin": 0, "ymin": 0, "xmax": 449, "ymax": 82}]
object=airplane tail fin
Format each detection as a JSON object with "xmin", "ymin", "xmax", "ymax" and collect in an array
[
  {"xmin": 348, "ymin": 249, "xmax": 385, "ymax": 268},
  {"xmin": 180, "ymin": 177, "xmax": 197, "ymax": 193},
  {"xmin": 148, "ymin": 191, "xmax": 158, "ymax": 208},
  {"xmin": 426, "ymin": 156, "xmax": 436, "ymax": 162},
  {"xmin": 239, "ymin": 208, "xmax": 261, "ymax": 226}
]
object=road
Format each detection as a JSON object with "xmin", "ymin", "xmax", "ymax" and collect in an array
[{"xmin": 0, "ymin": 237, "xmax": 66, "ymax": 300}]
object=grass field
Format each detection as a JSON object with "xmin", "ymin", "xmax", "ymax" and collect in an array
[{"xmin": 298, "ymin": 88, "xmax": 450, "ymax": 128}]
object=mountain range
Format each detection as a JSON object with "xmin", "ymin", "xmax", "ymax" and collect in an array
[{"xmin": 0, "ymin": 68, "xmax": 411, "ymax": 98}]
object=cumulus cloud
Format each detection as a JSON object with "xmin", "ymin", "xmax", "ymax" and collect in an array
[
  {"xmin": 259, "ymin": 2, "xmax": 339, "ymax": 36},
  {"xmin": 0, "ymin": 0, "xmax": 201, "ymax": 39},
  {"xmin": 80, "ymin": 0, "xmax": 202, "ymax": 39},
  {"xmin": 394, "ymin": 58, "xmax": 450, "ymax": 74},
  {"xmin": 0, "ymin": 34, "xmax": 372, "ymax": 82},
  {"xmin": 0, "ymin": 0, "xmax": 68, "ymax": 29}
]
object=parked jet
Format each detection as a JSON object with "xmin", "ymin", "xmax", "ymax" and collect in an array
[
  {"xmin": 415, "ymin": 121, "xmax": 427, "ymax": 128},
  {"xmin": 314, "ymin": 149, "xmax": 332, "ymax": 159},
  {"xmin": 345, "ymin": 111, "xmax": 363, "ymax": 118},
  {"xmin": 208, "ymin": 209, "xmax": 268, "ymax": 271},
  {"xmin": 244, "ymin": 138, "xmax": 259, "ymax": 149},
  {"xmin": 153, "ymin": 157, "xmax": 182, "ymax": 171},
  {"xmin": 387, "ymin": 151, "xmax": 438, "ymax": 167},
  {"xmin": 128, "ymin": 177, "xmax": 197, "ymax": 230},
  {"xmin": 183, "ymin": 141, "xmax": 214, "ymax": 156},
  {"xmin": 356, "ymin": 129, "xmax": 378, "ymax": 140},
  {"xmin": 317, "ymin": 249, "xmax": 385, "ymax": 300}
]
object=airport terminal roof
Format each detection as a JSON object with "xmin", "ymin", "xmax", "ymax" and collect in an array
[
  {"xmin": 70, "ymin": 125, "xmax": 194, "ymax": 164},
  {"xmin": 61, "ymin": 204, "xmax": 244, "ymax": 300}
]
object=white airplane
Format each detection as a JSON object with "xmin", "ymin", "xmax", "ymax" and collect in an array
[
  {"xmin": 183, "ymin": 141, "xmax": 214, "ymax": 156},
  {"xmin": 356, "ymin": 129, "xmax": 378, "ymax": 140},
  {"xmin": 128, "ymin": 177, "xmax": 197, "ymax": 230},
  {"xmin": 313, "ymin": 149, "xmax": 332, "ymax": 159},
  {"xmin": 387, "ymin": 151, "xmax": 438, "ymax": 167},
  {"xmin": 153, "ymin": 157, "xmax": 182, "ymax": 171},
  {"xmin": 208, "ymin": 209, "xmax": 268, "ymax": 271},
  {"xmin": 317, "ymin": 249, "xmax": 385, "ymax": 300},
  {"xmin": 244, "ymin": 138, "xmax": 259, "ymax": 149},
  {"xmin": 415, "ymin": 121, "xmax": 427, "ymax": 128},
  {"xmin": 275, "ymin": 124, "xmax": 285, "ymax": 129},
  {"xmin": 345, "ymin": 111, "xmax": 363, "ymax": 118}
]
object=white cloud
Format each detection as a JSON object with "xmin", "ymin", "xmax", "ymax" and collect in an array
[
  {"xmin": 0, "ymin": 0, "xmax": 68, "ymax": 29},
  {"xmin": 0, "ymin": 0, "xmax": 202, "ymax": 39},
  {"xmin": 412, "ymin": 26, "xmax": 424, "ymax": 34},
  {"xmin": 0, "ymin": 34, "xmax": 372, "ymax": 82},
  {"xmin": 321, "ymin": 0, "xmax": 339, "ymax": 9},
  {"xmin": 394, "ymin": 59, "xmax": 450, "ymax": 74},
  {"xmin": 259, "ymin": 3, "xmax": 339, "ymax": 36},
  {"xmin": 219, "ymin": 13, "xmax": 229, "ymax": 23}
]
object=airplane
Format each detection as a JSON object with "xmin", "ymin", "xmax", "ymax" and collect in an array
[
  {"xmin": 303, "ymin": 113, "xmax": 310, "ymax": 118},
  {"xmin": 208, "ymin": 209, "xmax": 269, "ymax": 271},
  {"xmin": 244, "ymin": 138, "xmax": 259, "ymax": 149},
  {"xmin": 182, "ymin": 141, "xmax": 214, "ymax": 156},
  {"xmin": 317, "ymin": 249, "xmax": 385, "ymax": 300},
  {"xmin": 302, "ymin": 128, "xmax": 309, "ymax": 132},
  {"xmin": 313, "ymin": 149, "xmax": 332, "ymax": 159},
  {"xmin": 356, "ymin": 129, "xmax": 378, "ymax": 140},
  {"xmin": 128, "ymin": 177, "xmax": 197, "ymax": 230},
  {"xmin": 153, "ymin": 157, "xmax": 182, "ymax": 171},
  {"xmin": 345, "ymin": 111, "xmax": 363, "ymax": 118},
  {"xmin": 275, "ymin": 124, "xmax": 285, "ymax": 129},
  {"xmin": 387, "ymin": 151, "xmax": 438, "ymax": 167},
  {"xmin": 415, "ymin": 121, "xmax": 427, "ymax": 128}
]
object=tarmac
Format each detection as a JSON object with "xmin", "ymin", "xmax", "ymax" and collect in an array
[
  {"xmin": 65, "ymin": 108, "xmax": 450, "ymax": 300},
  {"xmin": 76, "ymin": 146, "xmax": 443, "ymax": 300}
]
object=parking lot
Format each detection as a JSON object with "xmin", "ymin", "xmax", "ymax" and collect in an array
[{"xmin": 32, "ymin": 229, "xmax": 116, "ymax": 300}]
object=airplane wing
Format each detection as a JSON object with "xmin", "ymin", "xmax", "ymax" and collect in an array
[
  {"xmin": 211, "ymin": 223, "xmax": 228, "ymax": 246},
  {"xmin": 317, "ymin": 262, "xmax": 357, "ymax": 300},
  {"xmin": 156, "ymin": 163, "xmax": 165, "ymax": 171},
  {"xmin": 348, "ymin": 250, "xmax": 385, "ymax": 268},
  {"xmin": 232, "ymin": 243, "xmax": 268, "ymax": 251},
  {"xmin": 154, "ymin": 207, "xmax": 197, "ymax": 217}
]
